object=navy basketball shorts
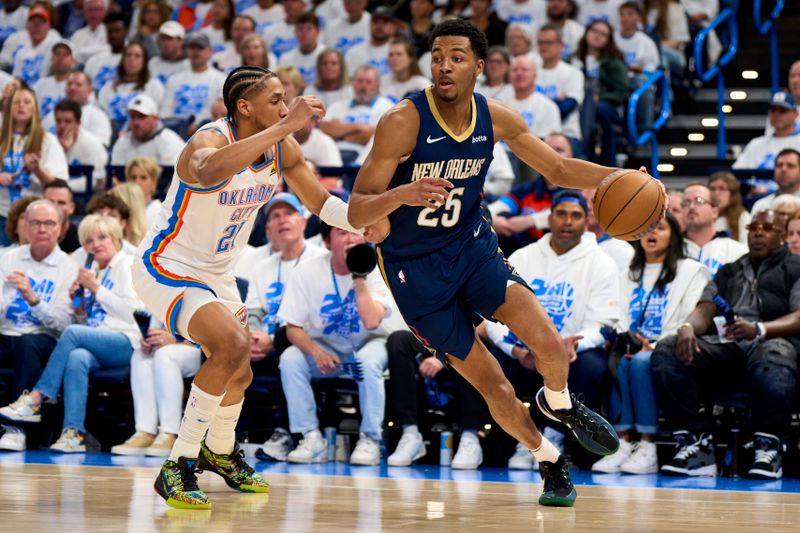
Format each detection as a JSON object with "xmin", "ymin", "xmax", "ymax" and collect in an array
[{"xmin": 377, "ymin": 219, "xmax": 527, "ymax": 360}]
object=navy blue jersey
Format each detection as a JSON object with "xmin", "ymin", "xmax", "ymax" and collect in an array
[{"xmin": 378, "ymin": 86, "xmax": 495, "ymax": 259}]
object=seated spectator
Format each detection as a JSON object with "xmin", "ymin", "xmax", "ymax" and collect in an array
[
  {"xmin": 682, "ymin": 183, "xmax": 748, "ymax": 276},
  {"xmin": 476, "ymin": 45, "xmax": 513, "ymax": 101},
  {"xmin": 734, "ymin": 91, "xmax": 800, "ymax": 170},
  {"xmin": 74, "ymin": 192, "xmax": 138, "ymax": 264},
  {"xmin": 240, "ymin": 34, "xmax": 274, "ymax": 74},
  {"xmin": 161, "ymin": 33, "xmax": 226, "ymax": 133},
  {"xmin": 615, "ymin": 2, "xmax": 660, "ymax": 130},
  {"xmin": 485, "ymin": 190, "xmax": 619, "ymax": 469},
  {"xmin": 772, "ymin": 194, "xmax": 800, "ymax": 219},
  {"xmin": 148, "ymin": 21, "xmax": 189, "ymax": 86},
  {"xmin": 97, "ymin": 41, "xmax": 165, "ymax": 130},
  {"xmin": 667, "ymin": 188, "xmax": 685, "ymax": 231},
  {"xmin": 278, "ymin": 222, "xmax": 394, "ymax": 465},
  {"xmin": 323, "ymin": 0, "xmax": 370, "ymax": 56},
  {"xmin": 53, "ymin": 100, "xmax": 108, "ymax": 195},
  {"xmin": 42, "ymin": 72, "xmax": 113, "ymax": 147},
  {"xmin": 319, "ymin": 65, "xmax": 393, "ymax": 165},
  {"xmin": 409, "ymin": 0, "xmax": 436, "ymax": 58},
  {"xmin": 245, "ymin": 193, "xmax": 327, "ymax": 461},
  {"xmin": 581, "ymin": 186, "xmax": 636, "ymax": 271},
  {"xmin": 468, "ymin": 0, "xmax": 508, "ymax": 48},
  {"xmin": 212, "ymin": 15, "xmax": 267, "ymax": 73},
  {"xmin": 0, "ymin": 86, "xmax": 68, "ymax": 245},
  {"xmin": 0, "ymin": 0, "xmax": 27, "ymax": 49},
  {"xmin": 110, "ymin": 94, "xmax": 185, "ymax": 167},
  {"xmin": 766, "ymin": 60, "xmax": 800, "ymax": 135},
  {"xmin": 482, "ymin": 143, "xmax": 515, "ymax": 198},
  {"xmin": 1, "ymin": 196, "xmax": 39, "ymax": 258},
  {"xmin": 535, "ymin": 24, "xmax": 584, "ymax": 155},
  {"xmin": 496, "ymin": 0, "xmax": 547, "ymax": 29},
  {"xmin": 263, "ymin": 0, "xmax": 309, "ymax": 61},
  {"xmin": 344, "ymin": 6, "xmax": 397, "ymax": 77},
  {"xmin": 652, "ymin": 209, "xmax": 800, "ymax": 479},
  {"xmin": 242, "ymin": 0, "xmax": 283, "ymax": 35},
  {"xmin": 578, "ymin": 0, "xmax": 624, "ymax": 31},
  {"xmin": 11, "ymin": 2, "xmax": 61, "ymax": 88},
  {"xmin": 128, "ymin": 0, "xmax": 171, "ymax": 61},
  {"xmin": 70, "ymin": 0, "xmax": 108, "ymax": 65},
  {"xmin": 573, "ymin": 19, "xmax": 629, "ymax": 166},
  {"xmin": 0, "ymin": 214, "xmax": 140, "ymax": 452},
  {"xmin": 537, "ymin": 0, "xmax": 585, "ymax": 59},
  {"xmin": 643, "ymin": 0, "xmax": 690, "ymax": 76},
  {"xmin": 109, "ymin": 182, "xmax": 148, "ymax": 246},
  {"xmin": 42, "ymin": 179, "xmax": 80, "ymax": 253},
  {"xmin": 125, "ymin": 156, "xmax": 163, "ymax": 227},
  {"xmin": 279, "ymin": 12, "xmax": 325, "ymax": 87},
  {"xmin": 83, "ymin": 13, "xmax": 128, "ymax": 93},
  {"xmin": 505, "ymin": 23, "xmax": 540, "ymax": 63},
  {"xmin": 294, "ymin": 118, "xmax": 343, "ymax": 169},
  {"xmin": 592, "ymin": 213, "xmax": 709, "ymax": 474},
  {"xmin": 749, "ymin": 149, "xmax": 800, "ymax": 214},
  {"xmin": 787, "ymin": 210, "xmax": 800, "ymax": 255},
  {"xmin": 303, "ymin": 48, "xmax": 353, "ymax": 109},
  {"xmin": 199, "ymin": 0, "xmax": 235, "ymax": 55},
  {"xmin": 381, "ymin": 37, "xmax": 430, "ymax": 104},
  {"xmin": 709, "ymin": 171, "xmax": 751, "ymax": 244},
  {"xmin": 501, "ymin": 55, "xmax": 562, "ymax": 139},
  {"xmin": 0, "ymin": 200, "xmax": 76, "ymax": 449},
  {"xmin": 277, "ymin": 66, "xmax": 306, "ymax": 103},
  {"xmin": 111, "ymin": 313, "xmax": 202, "ymax": 456},
  {"xmin": 36, "ymin": 39, "xmax": 76, "ymax": 118}
]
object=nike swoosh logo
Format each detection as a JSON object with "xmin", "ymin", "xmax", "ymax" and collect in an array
[
  {"xmin": 427, "ymin": 135, "xmax": 446, "ymax": 144},
  {"xmin": 474, "ymin": 227, "xmax": 480, "ymax": 237}
]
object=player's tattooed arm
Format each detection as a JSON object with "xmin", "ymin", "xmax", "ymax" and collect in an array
[
  {"xmin": 489, "ymin": 100, "xmax": 620, "ymax": 190},
  {"xmin": 349, "ymin": 102, "xmax": 452, "ymax": 228}
]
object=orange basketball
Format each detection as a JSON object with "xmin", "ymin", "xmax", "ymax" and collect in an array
[{"xmin": 592, "ymin": 170, "xmax": 666, "ymax": 241}]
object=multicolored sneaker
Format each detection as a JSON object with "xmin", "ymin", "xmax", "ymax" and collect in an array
[
  {"xmin": 153, "ymin": 457, "xmax": 211, "ymax": 510},
  {"xmin": 199, "ymin": 441, "xmax": 269, "ymax": 493},
  {"xmin": 0, "ymin": 391, "xmax": 41, "ymax": 423}
]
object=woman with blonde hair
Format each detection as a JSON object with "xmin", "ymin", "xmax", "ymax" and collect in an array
[
  {"xmin": 125, "ymin": 156, "xmax": 162, "ymax": 226},
  {"xmin": 708, "ymin": 171, "xmax": 750, "ymax": 243},
  {"xmin": 240, "ymin": 33, "xmax": 272, "ymax": 70},
  {"xmin": 0, "ymin": 86, "xmax": 68, "ymax": 245},
  {"xmin": 786, "ymin": 209, "xmax": 800, "ymax": 255},
  {"xmin": 304, "ymin": 48, "xmax": 353, "ymax": 109},
  {"xmin": 110, "ymin": 182, "xmax": 149, "ymax": 246},
  {"xmin": 277, "ymin": 66, "xmax": 306, "ymax": 103}
]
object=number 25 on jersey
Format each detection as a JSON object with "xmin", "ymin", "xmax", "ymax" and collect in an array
[{"xmin": 417, "ymin": 187, "xmax": 465, "ymax": 228}]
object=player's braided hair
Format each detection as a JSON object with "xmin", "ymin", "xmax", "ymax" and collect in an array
[{"xmin": 222, "ymin": 66, "xmax": 277, "ymax": 124}]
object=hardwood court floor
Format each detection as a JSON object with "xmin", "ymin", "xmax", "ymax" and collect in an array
[{"xmin": 1, "ymin": 461, "xmax": 799, "ymax": 532}]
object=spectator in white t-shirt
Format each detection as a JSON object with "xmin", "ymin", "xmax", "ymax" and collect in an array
[
  {"xmin": 148, "ymin": 21, "xmax": 189, "ymax": 86},
  {"xmin": 110, "ymin": 94, "xmax": 184, "ymax": 167},
  {"xmin": 319, "ymin": 65, "xmax": 394, "ymax": 164},
  {"xmin": 0, "ymin": 0, "xmax": 27, "ymax": 49},
  {"xmin": 199, "ymin": 0, "xmax": 235, "ymax": 55},
  {"xmin": 294, "ymin": 119, "xmax": 343, "ymax": 169},
  {"xmin": 243, "ymin": 0, "xmax": 284, "ymax": 35},
  {"xmin": 97, "ymin": 41, "xmax": 165, "ymax": 130},
  {"xmin": 12, "ymin": 3, "xmax": 61, "ymax": 88},
  {"xmin": 749, "ymin": 149, "xmax": 800, "ymax": 216},
  {"xmin": 212, "ymin": 15, "xmax": 262, "ymax": 73},
  {"xmin": 324, "ymin": 0, "xmax": 371, "ymax": 55},
  {"xmin": 161, "ymin": 33, "xmax": 226, "ymax": 133},
  {"xmin": 53, "ymin": 100, "xmax": 107, "ymax": 195},
  {"xmin": 279, "ymin": 12, "xmax": 325, "ymax": 87},
  {"xmin": 734, "ymin": 91, "xmax": 800, "ymax": 170},
  {"xmin": 536, "ymin": 0, "xmax": 585, "ymax": 59},
  {"xmin": 502, "ymin": 54, "xmax": 561, "ymax": 139},
  {"xmin": 643, "ymin": 0, "xmax": 690, "ymax": 75},
  {"xmin": 535, "ymin": 24, "xmax": 584, "ymax": 152},
  {"xmin": 496, "ymin": 0, "xmax": 547, "ymax": 29},
  {"xmin": 476, "ymin": 45, "xmax": 513, "ymax": 101},
  {"xmin": 344, "ymin": 6, "xmax": 397, "ymax": 78},
  {"xmin": 302, "ymin": 48, "xmax": 353, "ymax": 109},
  {"xmin": 578, "ymin": 0, "xmax": 625, "ymax": 31},
  {"xmin": 70, "ymin": 0, "xmax": 109, "ymax": 65},
  {"xmin": 35, "ymin": 39, "xmax": 76, "ymax": 118},
  {"xmin": 42, "ymin": 72, "xmax": 113, "ymax": 147},
  {"xmin": 380, "ymin": 37, "xmax": 431, "ymax": 103},
  {"xmin": 263, "ymin": 0, "xmax": 309, "ymax": 60},
  {"xmin": 615, "ymin": 2, "xmax": 660, "ymax": 130},
  {"xmin": 83, "ymin": 12, "xmax": 128, "ymax": 93}
]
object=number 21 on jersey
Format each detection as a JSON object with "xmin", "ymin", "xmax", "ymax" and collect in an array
[
  {"xmin": 417, "ymin": 187, "xmax": 465, "ymax": 228},
  {"xmin": 216, "ymin": 221, "xmax": 247, "ymax": 253}
]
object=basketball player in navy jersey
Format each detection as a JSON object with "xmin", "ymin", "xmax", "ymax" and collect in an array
[{"xmin": 349, "ymin": 19, "xmax": 659, "ymax": 506}]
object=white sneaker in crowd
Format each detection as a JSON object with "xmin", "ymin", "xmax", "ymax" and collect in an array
[
  {"xmin": 388, "ymin": 431, "xmax": 426, "ymax": 467},
  {"xmin": 258, "ymin": 428, "xmax": 293, "ymax": 462},
  {"xmin": 287, "ymin": 429, "xmax": 327, "ymax": 463},
  {"xmin": 591, "ymin": 439, "xmax": 633, "ymax": 473},
  {"xmin": 350, "ymin": 433, "xmax": 381, "ymax": 466},
  {"xmin": 451, "ymin": 433, "xmax": 482, "ymax": 470},
  {"xmin": 620, "ymin": 440, "xmax": 659, "ymax": 474},
  {"xmin": 49, "ymin": 428, "xmax": 86, "ymax": 453},
  {"xmin": 0, "ymin": 391, "xmax": 41, "ymax": 423},
  {"xmin": 508, "ymin": 442, "xmax": 539, "ymax": 470},
  {"xmin": 0, "ymin": 425, "xmax": 26, "ymax": 451}
]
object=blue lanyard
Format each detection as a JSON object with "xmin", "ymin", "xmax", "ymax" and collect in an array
[
  {"xmin": 330, "ymin": 264, "xmax": 355, "ymax": 337},
  {"xmin": 276, "ymin": 246, "xmax": 306, "ymax": 285},
  {"xmin": 634, "ymin": 267, "xmax": 662, "ymax": 331}
]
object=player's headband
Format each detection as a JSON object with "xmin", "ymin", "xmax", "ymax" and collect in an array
[{"xmin": 551, "ymin": 191, "xmax": 588, "ymax": 214}]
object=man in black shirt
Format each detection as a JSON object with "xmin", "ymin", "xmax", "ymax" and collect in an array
[{"xmin": 43, "ymin": 180, "xmax": 80, "ymax": 253}]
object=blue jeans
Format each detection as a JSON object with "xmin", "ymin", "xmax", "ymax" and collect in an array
[
  {"xmin": 0, "ymin": 215, "xmax": 11, "ymax": 246},
  {"xmin": 35, "ymin": 325, "xmax": 133, "ymax": 433},
  {"xmin": 608, "ymin": 350, "xmax": 658, "ymax": 434}
]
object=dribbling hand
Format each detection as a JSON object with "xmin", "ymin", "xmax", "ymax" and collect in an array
[
  {"xmin": 282, "ymin": 96, "xmax": 326, "ymax": 133},
  {"xmin": 398, "ymin": 177, "xmax": 453, "ymax": 209}
]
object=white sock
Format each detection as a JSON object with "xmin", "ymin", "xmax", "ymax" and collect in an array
[
  {"xmin": 168, "ymin": 384, "xmax": 224, "ymax": 461},
  {"xmin": 205, "ymin": 400, "xmax": 244, "ymax": 455},
  {"xmin": 402, "ymin": 424, "xmax": 419, "ymax": 435},
  {"xmin": 531, "ymin": 437, "xmax": 561, "ymax": 464},
  {"xmin": 544, "ymin": 386, "xmax": 573, "ymax": 411}
]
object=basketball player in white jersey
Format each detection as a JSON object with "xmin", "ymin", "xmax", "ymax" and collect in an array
[{"xmin": 133, "ymin": 66, "xmax": 383, "ymax": 509}]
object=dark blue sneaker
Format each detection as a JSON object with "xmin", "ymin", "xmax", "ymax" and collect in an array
[
  {"xmin": 538, "ymin": 455, "xmax": 577, "ymax": 507},
  {"xmin": 661, "ymin": 431, "xmax": 717, "ymax": 477},
  {"xmin": 747, "ymin": 432, "xmax": 783, "ymax": 480},
  {"xmin": 536, "ymin": 387, "xmax": 619, "ymax": 456}
]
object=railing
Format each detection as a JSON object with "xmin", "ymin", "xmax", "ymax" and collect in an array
[
  {"xmin": 626, "ymin": 68, "xmax": 671, "ymax": 177},
  {"xmin": 694, "ymin": 8, "xmax": 739, "ymax": 160},
  {"xmin": 754, "ymin": 0, "xmax": 785, "ymax": 95}
]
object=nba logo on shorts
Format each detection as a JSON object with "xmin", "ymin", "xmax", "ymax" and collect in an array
[
  {"xmin": 235, "ymin": 307, "xmax": 248, "ymax": 326},
  {"xmin": 399, "ymin": 270, "xmax": 406, "ymax": 284}
]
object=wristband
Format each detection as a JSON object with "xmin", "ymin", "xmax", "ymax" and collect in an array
[{"xmin": 320, "ymin": 195, "xmax": 364, "ymax": 235}]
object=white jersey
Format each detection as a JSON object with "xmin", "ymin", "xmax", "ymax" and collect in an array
[{"xmin": 137, "ymin": 118, "xmax": 283, "ymax": 281}]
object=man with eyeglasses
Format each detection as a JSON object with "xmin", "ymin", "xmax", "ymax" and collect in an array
[
  {"xmin": 652, "ymin": 209, "xmax": 800, "ymax": 480},
  {"xmin": 733, "ymin": 91, "xmax": 800, "ymax": 171},
  {"xmin": 0, "ymin": 199, "xmax": 78, "ymax": 451},
  {"xmin": 682, "ymin": 183, "xmax": 747, "ymax": 276},
  {"xmin": 749, "ymin": 148, "xmax": 800, "ymax": 215}
]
